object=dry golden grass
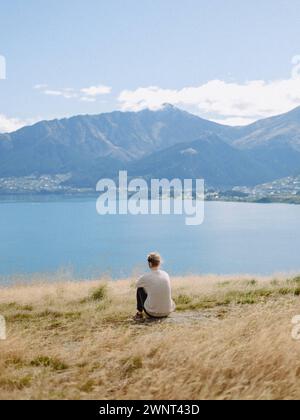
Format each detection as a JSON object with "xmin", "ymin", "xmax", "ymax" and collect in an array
[{"xmin": 1, "ymin": 273, "xmax": 300, "ymax": 400}]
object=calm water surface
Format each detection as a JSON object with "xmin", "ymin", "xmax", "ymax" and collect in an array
[{"xmin": 0, "ymin": 197, "xmax": 300, "ymax": 283}]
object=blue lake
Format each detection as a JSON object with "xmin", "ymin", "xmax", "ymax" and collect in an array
[{"xmin": 0, "ymin": 197, "xmax": 300, "ymax": 282}]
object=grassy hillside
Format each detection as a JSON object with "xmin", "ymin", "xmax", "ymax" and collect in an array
[{"xmin": 1, "ymin": 274, "xmax": 300, "ymax": 400}]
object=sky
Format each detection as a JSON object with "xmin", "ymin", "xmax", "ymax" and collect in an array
[{"xmin": 1, "ymin": 0, "xmax": 300, "ymax": 132}]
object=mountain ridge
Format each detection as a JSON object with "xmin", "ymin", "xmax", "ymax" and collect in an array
[{"xmin": 1, "ymin": 105, "xmax": 300, "ymax": 189}]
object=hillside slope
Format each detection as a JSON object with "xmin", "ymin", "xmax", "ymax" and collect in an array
[
  {"xmin": 1, "ymin": 105, "xmax": 300, "ymax": 188},
  {"xmin": 1, "ymin": 274, "xmax": 300, "ymax": 400}
]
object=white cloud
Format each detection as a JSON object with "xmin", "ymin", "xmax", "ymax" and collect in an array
[
  {"xmin": 34, "ymin": 84, "xmax": 48, "ymax": 90},
  {"xmin": 80, "ymin": 97, "xmax": 97, "ymax": 102},
  {"xmin": 42, "ymin": 88, "xmax": 78, "ymax": 99},
  {"xmin": 35, "ymin": 84, "xmax": 111, "ymax": 102},
  {"xmin": 118, "ymin": 56, "xmax": 300, "ymax": 125},
  {"xmin": 211, "ymin": 116, "xmax": 257, "ymax": 126},
  {"xmin": 80, "ymin": 85, "xmax": 111, "ymax": 96},
  {"xmin": 44, "ymin": 89, "xmax": 64, "ymax": 96},
  {"xmin": 180, "ymin": 148, "xmax": 198, "ymax": 155},
  {"xmin": 0, "ymin": 114, "xmax": 35, "ymax": 133}
]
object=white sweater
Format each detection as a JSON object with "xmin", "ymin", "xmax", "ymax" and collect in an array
[{"xmin": 136, "ymin": 269, "xmax": 175, "ymax": 317}]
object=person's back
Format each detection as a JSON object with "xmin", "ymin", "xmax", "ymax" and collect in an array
[
  {"xmin": 137, "ymin": 269, "xmax": 175, "ymax": 317},
  {"xmin": 134, "ymin": 252, "xmax": 175, "ymax": 320}
]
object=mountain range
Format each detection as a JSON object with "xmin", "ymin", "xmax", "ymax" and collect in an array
[{"xmin": 1, "ymin": 104, "xmax": 300, "ymax": 189}]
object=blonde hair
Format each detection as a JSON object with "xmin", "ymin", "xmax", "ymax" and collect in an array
[{"xmin": 147, "ymin": 252, "xmax": 162, "ymax": 268}]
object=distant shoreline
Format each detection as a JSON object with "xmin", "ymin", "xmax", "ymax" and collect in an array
[{"xmin": 0, "ymin": 191, "xmax": 299, "ymax": 206}]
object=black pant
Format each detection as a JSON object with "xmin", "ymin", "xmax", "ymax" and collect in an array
[
  {"xmin": 136, "ymin": 288, "xmax": 167, "ymax": 319},
  {"xmin": 137, "ymin": 287, "xmax": 148, "ymax": 313}
]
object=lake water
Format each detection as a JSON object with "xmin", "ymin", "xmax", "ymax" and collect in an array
[{"xmin": 0, "ymin": 197, "xmax": 300, "ymax": 283}]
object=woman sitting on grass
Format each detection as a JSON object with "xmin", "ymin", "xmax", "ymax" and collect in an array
[{"xmin": 134, "ymin": 252, "xmax": 175, "ymax": 321}]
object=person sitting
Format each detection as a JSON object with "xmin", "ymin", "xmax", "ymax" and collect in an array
[{"xmin": 134, "ymin": 252, "xmax": 175, "ymax": 321}]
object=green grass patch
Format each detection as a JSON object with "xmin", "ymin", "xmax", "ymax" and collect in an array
[
  {"xmin": 63, "ymin": 311, "xmax": 82, "ymax": 319},
  {"xmin": 79, "ymin": 379, "xmax": 95, "ymax": 393},
  {"xmin": 292, "ymin": 276, "xmax": 300, "ymax": 284},
  {"xmin": 217, "ymin": 281, "xmax": 232, "ymax": 287},
  {"xmin": 4, "ymin": 356, "xmax": 26, "ymax": 368},
  {"xmin": 6, "ymin": 312, "xmax": 33, "ymax": 322},
  {"xmin": 36, "ymin": 310, "xmax": 63, "ymax": 318},
  {"xmin": 30, "ymin": 356, "xmax": 68, "ymax": 371},
  {"xmin": 174, "ymin": 294, "xmax": 193, "ymax": 305},
  {"xmin": 90, "ymin": 284, "xmax": 108, "ymax": 301},
  {"xmin": 175, "ymin": 285, "xmax": 300, "ymax": 311},
  {"xmin": 287, "ymin": 276, "xmax": 300, "ymax": 286},
  {"xmin": 0, "ymin": 302, "xmax": 34, "ymax": 312},
  {"xmin": 0, "ymin": 375, "xmax": 32, "ymax": 390},
  {"xmin": 7, "ymin": 309, "xmax": 82, "ymax": 323},
  {"xmin": 246, "ymin": 279, "xmax": 257, "ymax": 287},
  {"xmin": 96, "ymin": 299, "xmax": 111, "ymax": 311},
  {"xmin": 121, "ymin": 356, "xmax": 143, "ymax": 377}
]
